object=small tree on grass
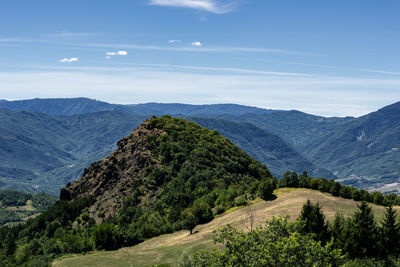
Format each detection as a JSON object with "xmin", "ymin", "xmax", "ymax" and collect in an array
[
  {"xmin": 182, "ymin": 208, "xmax": 198, "ymax": 235},
  {"xmin": 258, "ymin": 179, "xmax": 275, "ymax": 200}
]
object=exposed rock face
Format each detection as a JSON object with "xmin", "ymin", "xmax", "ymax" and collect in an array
[{"xmin": 60, "ymin": 120, "xmax": 163, "ymax": 221}]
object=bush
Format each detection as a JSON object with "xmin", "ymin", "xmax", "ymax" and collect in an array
[{"xmin": 92, "ymin": 223, "xmax": 120, "ymax": 250}]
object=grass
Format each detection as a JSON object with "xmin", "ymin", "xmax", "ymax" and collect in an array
[{"xmin": 53, "ymin": 188, "xmax": 400, "ymax": 267}]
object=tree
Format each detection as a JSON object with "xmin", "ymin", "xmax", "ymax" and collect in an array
[
  {"xmin": 299, "ymin": 171, "xmax": 310, "ymax": 188},
  {"xmin": 347, "ymin": 201, "xmax": 379, "ymax": 258},
  {"xmin": 258, "ymin": 179, "xmax": 275, "ymax": 200},
  {"xmin": 381, "ymin": 206, "xmax": 400, "ymax": 257},
  {"xmin": 191, "ymin": 201, "xmax": 213, "ymax": 224},
  {"xmin": 181, "ymin": 208, "xmax": 198, "ymax": 234},
  {"xmin": 298, "ymin": 200, "xmax": 328, "ymax": 243},
  {"xmin": 191, "ymin": 217, "xmax": 344, "ymax": 266},
  {"xmin": 279, "ymin": 172, "xmax": 299, "ymax": 188},
  {"xmin": 330, "ymin": 212, "xmax": 347, "ymax": 249},
  {"xmin": 92, "ymin": 223, "xmax": 120, "ymax": 250}
]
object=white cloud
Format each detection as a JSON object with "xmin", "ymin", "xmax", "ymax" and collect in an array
[
  {"xmin": 169, "ymin": 39, "xmax": 181, "ymax": 44},
  {"xmin": 148, "ymin": 0, "xmax": 234, "ymax": 14},
  {"xmin": 59, "ymin": 57, "xmax": 78, "ymax": 63},
  {"xmin": 191, "ymin": 41, "xmax": 202, "ymax": 47},
  {"xmin": 117, "ymin": 50, "xmax": 128, "ymax": 56},
  {"xmin": 106, "ymin": 51, "xmax": 128, "ymax": 57}
]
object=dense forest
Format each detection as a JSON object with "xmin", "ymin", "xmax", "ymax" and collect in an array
[{"xmin": 0, "ymin": 190, "xmax": 57, "ymax": 226}]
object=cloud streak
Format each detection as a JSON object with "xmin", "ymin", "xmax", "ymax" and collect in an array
[
  {"xmin": 83, "ymin": 42, "xmax": 310, "ymax": 55},
  {"xmin": 148, "ymin": 0, "xmax": 235, "ymax": 14},
  {"xmin": 59, "ymin": 58, "xmax": 78, "ymax": 63}
]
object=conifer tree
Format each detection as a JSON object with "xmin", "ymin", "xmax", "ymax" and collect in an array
[
  {"xmin": 298, "ymin": 199, "xmax": 328, "ymax": 242},
  {"xmin": 348, "ymin": 201, "xmax": 379, "ymax": 258},
  {"xmin": 381, "ymin": 205, "xmax": 400, "ymax": 257}
]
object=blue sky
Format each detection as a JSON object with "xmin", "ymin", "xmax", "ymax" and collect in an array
[{"xmin": 0, "ymin": 0, "xmax": 399, "ymax": 116}]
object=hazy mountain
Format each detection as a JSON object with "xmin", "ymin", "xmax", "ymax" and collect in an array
[
  {"xmin": 304, "ymin": 101, "xmax": 400, "ymax": 189},
  {"xmin": 0, "ymin": 109, "xmax": 145, "ymax": 193},
  {"xmin": 0, "ymin": 98, "xmax": 276, "ymax": 116},
  {"xmin": 0, "ymin": 109, "xmax": 327, "ymax": 193},
  {"xmin": 1, "ymin": 98, "xmax": 399, "ymax": 192}
]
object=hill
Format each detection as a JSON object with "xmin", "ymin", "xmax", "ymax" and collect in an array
[
  {"xmin": 188, "ymin": 117, "xmax": 333, "ymax": 178},
  {"xmin": 305, "ymin": 101, "xmax": 400, "ymax": 191},
  {"xmin": 60, "ymin": 116, "xmax": 272, "ymax": 221},
  {"xmin": 0, "ymin": 110, "xmax": 323, "ymax": 193},
  {"xmin": 0, "ymin": 116, "xmax": 276, "ymax": 266},
  {"xmin": 53, "ymin": 188, "xmax": 400, "ymax": 267}
]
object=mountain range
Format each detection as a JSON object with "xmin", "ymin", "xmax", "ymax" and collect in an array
[{"xmin": 0, "ymin": 97, "xmax": 399, "ymax": 194}]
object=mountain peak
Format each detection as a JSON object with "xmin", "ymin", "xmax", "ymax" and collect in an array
[{"xmin": 60, "ymin": 116, "xmax": 272, "ymax": 221}]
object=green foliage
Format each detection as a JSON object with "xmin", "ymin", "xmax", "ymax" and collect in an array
[
  {"xmin": 181, "ymin": 209, "xmax": 198, "ymax": 235},
  {"xmin": 278, "ymin": 172, "xmax": 299, "ymax": 188},
  {"xmin": 346, "ymin": 201, "xmax": 380, "ymax": 258},
  {"xmin": 381, "ymin": 206, "xmax": 400, "ymax": 256},
  {"xmin": 92, "ymin": 223, "xmax": 120, "ymax": 250},
  {"xmin": 258, "ymin": 178, "xmax": 276, "ymax": 200},
  {"xmin": 191, "ymin": 217, "xmax": 345, "ymax": 266},
  {"xmin": 298, "ymin": 200, "xmax": 329, "ymax": 243},
  {"xmin": 0, "ymin": 190, "xmax": 57, "ymax": 225}
]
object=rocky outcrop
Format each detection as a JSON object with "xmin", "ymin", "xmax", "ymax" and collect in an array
[{"xmin": 60, "ymin": 120, "xmax": 163, "ymax": 221}]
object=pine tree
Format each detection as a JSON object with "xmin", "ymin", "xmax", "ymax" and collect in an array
[
  {"xmin": 348, "ymin": 201, "xmax": 379, "ymax": 258},
  {"xmin": 330, "ymin": 212, "xmax": 345, "ymax": 249},
  {"xmin": 381, "ymin": 205, "xmax": 400, "ymax": 257},
  {"xmin": 298, "ymin": 199, "xmax": 328, "ymax": 242}
]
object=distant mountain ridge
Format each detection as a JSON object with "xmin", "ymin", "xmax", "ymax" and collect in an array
[
  {"xmin": 0, "ymin": 98, "xmax": 277, "ymax": 116},
  {"xmin": 1, "ymin": 97, "xmax": 399, "ymax": 193}
]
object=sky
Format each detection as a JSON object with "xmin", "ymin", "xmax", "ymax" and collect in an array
[{"xmin": 0, "ymin": 0, "xmax": 399, "ymax": 117}]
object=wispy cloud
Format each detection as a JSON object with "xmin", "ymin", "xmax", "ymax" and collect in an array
[
  {"xmin": 83, "ymin": 42, "xmax": 309, "ymax": 55},
  {"xmin": 191, "ymin": 41, "xmax": 202, "ymax": 47},
  {"xmin": 253, "ymin": 59, "xmax": 400, "ymax": 76},
  {"xmin": 42, "ymin": 31, "xmax": 99, "ymax": 38},
  {"xmin": 59, "ymin": 58, "xmax": 78, "ymax": 63},
  {"xmin": 169, "ymin": 39, "xmax": 181, "ymax": 44},
  {"xmin": 105, "ymin": 50, "xmax": 128, "ymax": 59},
  {"xmin": 148, "ymin": 0, "xmax": 235, "ymax": 14}
]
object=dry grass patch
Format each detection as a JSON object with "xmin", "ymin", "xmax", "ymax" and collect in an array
[{"xmin": 53, "ymin": 188, "xmax": 399, "ymax": 267}]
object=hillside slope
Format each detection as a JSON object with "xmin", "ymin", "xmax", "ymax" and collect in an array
[
  {"xmin": 189, "ymin": 117, "xmax": 333, "ymax": 178},
  {"xmin": 53, "ymin": 188, "xmax": 400, "ymax": 267},
  {"xmin": 0, "ymin": 109, "xmax": 144, "ymax": 193},
  {"xmin": 305, "ymin": 101, "xmax": 400, "ymax": 189}
]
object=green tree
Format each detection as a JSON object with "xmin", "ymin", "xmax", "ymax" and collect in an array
[
  {"xmin": 279, "ymin": 172, "xmax": 299, "ymax": 188},
  {"xmin": 181, "ymin": 208, "xmax": 198, "ymax": 235},
  {"xmin": 347, "ymin": 201, "xmax": 379, "ymax": 258},
  {"xmin": 258, "ymin": 179, "xmax": 276, "ymax": 200},
  {"xmin": 92, "ymin": 223, "xmax": 120, "ymax": 250},
  {"xmin": 381, "ymin": 206, "xmax": 400, "ymax": 257},
  {"xmin": 298, "ymin": 200, "xmax": 328, "ymax": 243},
  {"xmin": 191, "ymin": 217, "xmax": 344, "ymax": 266}
]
